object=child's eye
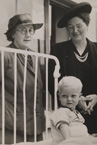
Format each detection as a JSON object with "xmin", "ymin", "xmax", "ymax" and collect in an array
[
  {"xmin": 72, "ymin": 95, "xmax": 77, "ymax": 98},
  {"xmin": 62, "ymin": 95, "xmax": 67, "ymax": 98}
]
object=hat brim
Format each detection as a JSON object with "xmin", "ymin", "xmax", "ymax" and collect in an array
[
  {"xmin": 20, "ymin": 23, "xmax": 43, "ymax": 30},
  {"xmin": 33, "ymin": 23, "xmax": 43, "ymax": 30},
  {"xmin": 57, "ymin": 2, "xmax": 92, "ymax": 28},
  {"xmin": 5, "ymin": 23, "xmax": 43, "ymax": 35}
]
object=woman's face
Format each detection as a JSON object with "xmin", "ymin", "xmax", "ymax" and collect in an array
[
  {"xmin": 67, "ymin": 17, "xmax": 88, "ymax": 42},
  {"xmin": 12, "ymin": 25, "xmax": 35, "ymax": 50}
]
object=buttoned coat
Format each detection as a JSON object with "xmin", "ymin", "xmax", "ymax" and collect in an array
[{"xmin": 0, "ymin": 43, "xmax": 45, "ymax": 136}]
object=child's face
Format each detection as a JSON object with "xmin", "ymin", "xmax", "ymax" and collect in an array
[{"xmin": 59, "ymin": 86, "xmax": 81, "ymax": 111}]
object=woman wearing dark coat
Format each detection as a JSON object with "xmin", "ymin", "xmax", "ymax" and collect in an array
[{"xmin": 48, "ymin": 2, "xmax": 97, "ymax": 134}]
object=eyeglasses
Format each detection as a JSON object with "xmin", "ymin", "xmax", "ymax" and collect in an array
[{"xmin": 16, "ymin": 28, "xmax": 35, "ymax": 35}]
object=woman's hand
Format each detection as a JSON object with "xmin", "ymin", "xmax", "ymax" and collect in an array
[
  {"xmin": 78, "ymin": 96, "xmax": 88, "ymax": 112},
  {"xmin": 85, "ymin": 94, "xmax": 97, "ymax": 115}
]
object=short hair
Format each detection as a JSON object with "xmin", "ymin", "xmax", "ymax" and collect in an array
[
  {"xmin": 5, "ymin": 29, "xmax": 15, "ymax": 42},
  {"xmin": 58, "ymin": 76, "xmax": 83, "ymax": 93}
]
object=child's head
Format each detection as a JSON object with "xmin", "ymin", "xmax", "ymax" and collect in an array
[{"xmin": 58, "ymin": 76, "xmax": 82, "ymax": 111}]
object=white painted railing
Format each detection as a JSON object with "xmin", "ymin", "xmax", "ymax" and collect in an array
[{"xmin": 0, "ymin": 46, "xmax": 60, "ymax": 145}]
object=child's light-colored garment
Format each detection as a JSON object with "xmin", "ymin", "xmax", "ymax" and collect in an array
[
  {"xmin": 50, "ymin": 108, "xmax": 89, "ymax": 145},
  {"xmin": 59, "ymin": 136, "xmax": 97, "ymax": 145}
]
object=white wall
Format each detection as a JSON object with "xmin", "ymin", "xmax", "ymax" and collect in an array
[
  {"xmin": 55, "ymin": 7, "xmax": 69, "ymax": 43},
  {"xmin": 0, "ymin": 0, "xmax": 16, "ymax": 46}
]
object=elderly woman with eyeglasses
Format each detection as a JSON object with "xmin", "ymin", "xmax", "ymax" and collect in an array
[{"xmin": 0, "ymin": 13, "xmax": 45, "ymax": 143}]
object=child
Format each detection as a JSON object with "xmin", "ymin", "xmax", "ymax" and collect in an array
[{"xmin": 50, "ymin": 76, "xmax": 97, "ymax": 145}]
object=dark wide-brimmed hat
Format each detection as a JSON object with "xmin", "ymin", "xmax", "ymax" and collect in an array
[
  {"xmin": 57, "ymin": 2, "xmax": 92, "ymax": 28},
  {"xmin": 5, "ymin": 13, "xmax": 43, "ymax": 35}
]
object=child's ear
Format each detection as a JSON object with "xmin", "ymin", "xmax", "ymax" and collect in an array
[
  {"xmin": 57, "ymin": 91, "xmax": 60, "ymax": 100},
  {"xmin": 57, "ymin": 90, "xmax": 59, "ymax": 96}
]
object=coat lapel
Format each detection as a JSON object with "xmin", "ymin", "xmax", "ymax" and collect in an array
[
  {"xmin": 8, "ymin": 43, "xmax": 42, "ymax": 83},
  {"xmin": 8, "ymin": 43, "xmax": 35, "ymax": 74},
  {"xmin": 17, "ymin": 51, "xmax": 42, "ymax": 84},
  {"xmin": 17, "ymin": 53, "xmax": 36, "ymax": 75},
  {"xmin": 63, "ymin": 40, "xmax": 77, "ymax": 76}
]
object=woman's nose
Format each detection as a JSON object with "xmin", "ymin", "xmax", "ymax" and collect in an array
[
  {"xmin": 26, "ymin": 30, "xmax": 31, "ymax": 36},
  {"xmin": 73, "ymin": 27, "xmax": 78, "ymax": 33}
]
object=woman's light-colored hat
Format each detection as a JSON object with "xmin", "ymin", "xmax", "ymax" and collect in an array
[
  {"xmin": 57, "ymin": 2, "xmax": 92, "ymax": 28},
  {"xmin": 5, "ymin": 13, "xmax": 43, "ymax": 34}
]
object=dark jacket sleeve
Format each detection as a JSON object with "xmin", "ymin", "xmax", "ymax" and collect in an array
[
  {"xmin": 48, "ymin": 42, "xmax": 66, "ymax": 108},
  {"xmin": 48, "ymin": 45, "xmax": 56, "ymax": 107}
]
